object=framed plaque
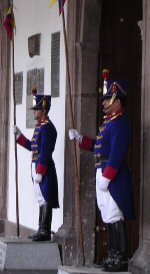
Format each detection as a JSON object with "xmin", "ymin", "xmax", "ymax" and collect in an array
[
  {"xmin": 28, "ymin": 33, "xmax": 41, "ymax": 58},
  {"xmin": 14, "ymin": 72, "xmax": 23, "ymax": 104},
  {"xmin": 51, "ymin": 32, "xmax": 60, "ymax": 97}
]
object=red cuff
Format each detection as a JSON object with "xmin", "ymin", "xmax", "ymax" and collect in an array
[
  {"xmin": 36, "ymin": 163, "xmax": 48, "ymax": 175},
  {"xmin": 17, "ymin": 134, "xmax": 27, "ymax": 146},
  {"xmin": 103, "ymin": 166, "xmax": 118, "ymax": 180},
  {"xmin": 79, "ymin": 136, "xmax": 94, "ymax": 151}
]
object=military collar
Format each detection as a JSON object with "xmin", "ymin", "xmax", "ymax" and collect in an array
[
  {"xmin": 104, "ymin": 110, "xmax": 124, "ymax": 123},
  {"xmin": 37, "ymin": 116, "xmax": 49, "ymax": 126}
]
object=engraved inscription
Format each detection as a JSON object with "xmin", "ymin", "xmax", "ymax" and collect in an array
[
  {"xmin": 28, "ymin": 33, "xmax": 41, "ymax": 58},
  {"xmin": 51, "ymin": 32, "xmax": 60, "ymax": 97},
  {"xmin": 14, "ymin": 72, "xmax": 23, "ymax": 104}
]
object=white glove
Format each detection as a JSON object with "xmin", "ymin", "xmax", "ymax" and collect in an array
[
  {"xmin": 13, "ymin": 125, "xmax": 22, "ymax": 139},
  {"xmin": 96, "ymin": 169, "xmax": 110, "ymax": 192},
  {"xmin": 35, "ymin": 173, "xmax": 42, "ymax": 184},
  {"xmin": 68, "ymin": 129, "xmax": 83, "ymax": 143}
]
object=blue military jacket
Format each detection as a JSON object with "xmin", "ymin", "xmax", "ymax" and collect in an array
[
  {"xmin": 80, "ymin": 111, "xmax": 135, "ymax": 220},
  {"xmin": 17, "ymin": 116, "xmax": 59, "ymax": 208}
]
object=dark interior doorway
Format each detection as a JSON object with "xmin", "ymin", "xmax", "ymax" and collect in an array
[{"xmin": 95, "ymin": 0, "xmax": 142, "ymax": 264}]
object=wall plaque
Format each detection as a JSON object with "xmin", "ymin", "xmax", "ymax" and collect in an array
[
  {"xmin": 28, "ymin": 33, "xmax": 41, "ymax": 58},
  {"xmin": 26, "ymin": 68, "xmax": 44, "ymax": 128},
  {"xmin": 14, "ymin": 72, "xmax": 23, "ymax": 104},
  {"xmin": 51, "ymin": 32, "xmax": 60, "ymax": 97}
]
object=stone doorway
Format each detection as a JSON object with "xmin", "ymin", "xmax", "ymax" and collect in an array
[{"xmin": 95, "ymin": 0, "xmax": 142, "ymax": 264}]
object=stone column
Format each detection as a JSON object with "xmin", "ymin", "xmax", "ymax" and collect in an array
[
  {"xmin": 129, "ymin": 0, "xmax": 150, "ymax": 272},
  {"xmin": 0, "ymin": 0, "xmax": 10, "ymax": 221},
  {"xmin": 55, "ymin": 0, "xmax": 102, "ymax": 266}
]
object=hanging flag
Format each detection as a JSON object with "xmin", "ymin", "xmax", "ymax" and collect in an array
[
  {"xmin": 58, "ymin": 0, "xmax": 67, "ymax": 15},
  {"xmin": 4, "ymin": 5, "xmax": 16, "ymax": 40},
  {"xmin": 49, "ymin": 0, "xmax": 57, "ymax": 8},
  {"xmin": 50, "ymin": 0, "xmax": 67, "ymax": 15}
]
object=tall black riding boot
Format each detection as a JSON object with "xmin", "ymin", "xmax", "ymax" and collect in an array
[
  {"xmin": 28, "ymin": 205, "xmax": 43, "ymax": 239},
  {"xmin": 33, "ymin": 204, "xmax": 52, "ymax": 241},
  {"xmin": 94, "ymin": 223, "xmax": 114, "ymax": 269},
  {"xmin": 105, "ymin": 220, "xmax": 128, "ymax": 272},
  {"xmin": 102, "ymin": 223, "xmax": 115, "ymax": 267}
]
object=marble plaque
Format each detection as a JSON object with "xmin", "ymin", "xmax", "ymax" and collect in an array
[
  {"xmin": 51, "ymin": 32, "xmax": 60, "ymax": 97},
  {"xmin": 28, "ymin": 33, "xmax": 41, "ymax": 58},
  {"xmin": 14, "ymin": 72, "xmax": 23, "ymax": 104}
]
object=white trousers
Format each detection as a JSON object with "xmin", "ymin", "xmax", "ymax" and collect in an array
[
  {"xmin": 31, "ymin": 163, "xmax": 46, "ymax": 206},
  {"xmin": 96, "ymin": 168, "xmax": 124, "ymax": 223}
]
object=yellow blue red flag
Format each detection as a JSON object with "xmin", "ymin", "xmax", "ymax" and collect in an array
[
  {"xmin": 4, "ymin": 5, "xmax": 16, "ymax": 40},
  {"xmin": 50, "ymin": 0, "xmax": 67, "ymax": 15},
  {"xmin": 49, "ymin": 0, "xmax": 57, "ymax": 8}
]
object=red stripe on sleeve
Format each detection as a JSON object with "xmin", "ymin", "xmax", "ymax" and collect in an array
[
  {"xmin": 103, "ymin": 166, "xmax": 118, "ymax": 180},
  {"xmin": 79, "ymin": 136, "xmax": 94, "ymax": 151},
  {"xmin": 36, "ymin": 163, "xmax": 48, "ymax": 175},
  {"xmin": 17, "ymin": 134, "xmax": 27, "ymax": 146}
]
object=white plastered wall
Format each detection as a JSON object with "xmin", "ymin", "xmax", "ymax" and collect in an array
[{"xmin": 7, "ymin": 0, "xmax": 66, "ymax": 232}]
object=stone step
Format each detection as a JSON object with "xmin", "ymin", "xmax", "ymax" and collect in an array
[
  {"xmin": 0, "ymin": 237, "xmax": 62, "ymax": 271},
  {"xmin": 58, "ymin": 266, "xmax": 132, "ymax": 274},
  {"xmin": 0, "ymin": 271, "xmax": 57, "ymax": 274}
]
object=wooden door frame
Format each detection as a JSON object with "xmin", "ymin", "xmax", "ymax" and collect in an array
[{"xmin": 95, "ymin": 0, "xmax": 142, "ymax": 262}]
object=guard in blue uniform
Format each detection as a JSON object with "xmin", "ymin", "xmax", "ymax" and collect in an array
[
  {"xmin": 69, "ymin": 70, "xmax": 135, "ymax": 272},
  {"xmin": 13, "ymin": 89, "xmax": 59, "ymax": 241}
]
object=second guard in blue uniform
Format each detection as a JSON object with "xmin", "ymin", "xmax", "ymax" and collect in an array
[
  {"xmin": 69, "ymin": 70, "xmax": 135, "ymax": 272},
  {"xmin": 14, "ymin": 89, "xmax": 59, "ymax": 241}
]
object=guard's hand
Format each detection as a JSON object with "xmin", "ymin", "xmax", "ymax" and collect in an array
[
  {"xmin": 96, "ymin": 170, "xmax": 110, "ymax": 192},
  {"xmin": 68, "ymin": 129, "xmax": 83, "ymax": 143},
  {"xmin": 35, "ymin": 173, "xmax": 42, "ymax": 184},
  {"xmin": 13, "ymin": 125, "xmax": 22, "ymax": 139}
]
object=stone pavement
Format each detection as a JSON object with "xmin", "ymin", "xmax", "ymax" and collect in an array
[
  {"xmin": 58, "ymin": 266, "xmax": 132, "ymax": 274},
  {"xmin": 0, "ymin": 266, "xmax": 132, "ymax": 274},
  {"xmin": 0, "ymin": 271, "xmax": 57, "ymax": 274}
]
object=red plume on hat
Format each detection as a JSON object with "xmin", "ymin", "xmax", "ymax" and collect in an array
[
  {"xmin": 32, "ymin": 86, "xmax": 37, "ymax": 96},
  {"xmin": 102, "ymin": 69, "xmax": 109, "ymax": 80},
  {"xmin": 102, "ymin": 69, "xmax": 109, "ymax": 95}
]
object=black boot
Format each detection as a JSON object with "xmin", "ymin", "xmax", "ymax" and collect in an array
[
  {"xmin": 94, "ymin": 223, "xmax": 115, "ymax": 269},
  {"xmin": 105, "ymin": 220, "xmax": 128, "ymax": 272},
  {"xmin": 28, "ymin": 206, "xmax": 43, "ymax": 240},
  {"xmin": 102, "ymin": 223, "xmax": 115, "ymax": 268},
  {"xmin": 33, "ymin": 204, "xmax": 52, "ymax": 242}
]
